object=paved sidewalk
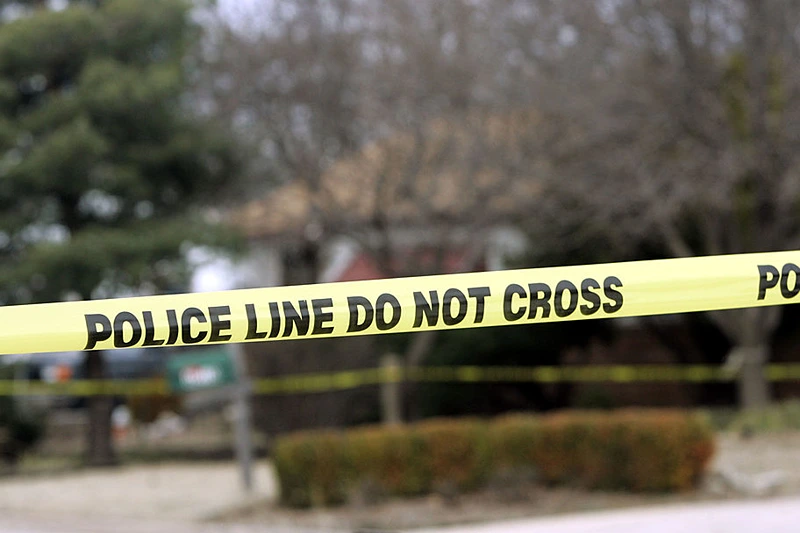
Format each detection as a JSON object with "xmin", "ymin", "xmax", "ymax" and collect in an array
[{"xmin": 410, "ymin": 496, "xmax": 800, "ymax": 533}]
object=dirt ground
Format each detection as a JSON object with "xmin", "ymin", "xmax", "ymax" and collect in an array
[
  {"xmin": 0, "ymin": 462, "xmax": 276, "ymax": 522},
  {"xmin": 714, "ymin": 432, "xmax": 800, "ymax": 491}
]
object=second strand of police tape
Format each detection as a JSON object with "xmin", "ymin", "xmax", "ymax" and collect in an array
[{"xmin": 4, "ymin": 363, "xmax": 800, "ymax": 396}]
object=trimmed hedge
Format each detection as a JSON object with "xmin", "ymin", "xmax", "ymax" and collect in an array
[
  {"xmin": 491, "ymin": 410, "xmax": 715, "ymax": 491},
  {"xmin": 346, "ymin": 425, "xmax": 428, "ymax": 497},
  {"xmin": 273, "ymin": 409, "xmax": 715, "ymax": 507}
]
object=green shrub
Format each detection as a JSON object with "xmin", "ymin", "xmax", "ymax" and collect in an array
[
  {"xmin": 417, "ymin": 418, "xmax": 491, "ymax": 491},
  {"xmin": 543, "ymin": 412, "xmax": 598, "ymax": 485},
  {"xmin": 504, "ymin": 409, "xmax": 716, "ymax": 492},
  {"xmin": 272, "ymin": 409, "xmax": 715, "ymax": 507},
  {"xmin": 273, "ymin": 429, "xmax": 350, "ymax": 507},
  {"xmin": 489, "ymin": 413, "xmax": 541, "ymax": 469},
  {"xmin": 613, "ymin": 410, "xmax": 714, "ymax": 491},
  {"xmin": 346, "ymin": 425, "xmax": 428, "ymax": 497}
]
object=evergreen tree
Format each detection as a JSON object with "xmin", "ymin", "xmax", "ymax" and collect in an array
[{"xmin": 0, "ymin": 0, "xmax": 237, "ymax": 464}]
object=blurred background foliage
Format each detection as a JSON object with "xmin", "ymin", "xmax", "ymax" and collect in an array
[{"xmin": 3, "ymin": 0, "xmax": 800, "ymax": 464}]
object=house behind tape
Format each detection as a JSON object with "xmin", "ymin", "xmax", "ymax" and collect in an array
[{"xmin": 226, "ymin": 112, "xmax": 536, "ymax": 434}]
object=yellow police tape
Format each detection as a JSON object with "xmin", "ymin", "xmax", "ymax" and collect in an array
[
  {"xmin": 4, "ymin": 363, "xmax": 800, "ymax": 396},
  {"xmin": 1, "ymin": 251, "xmax": 799, "ymax": 356},
  {"xmin": 0, "ymin": 378, "xmax": 167, "ymax": 396}
]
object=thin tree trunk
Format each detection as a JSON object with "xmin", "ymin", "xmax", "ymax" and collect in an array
[
  {"xmin": 380, "ymin": 353, "xmax": 402, "ymax": 426},
  {"xmin": 84, "ymin": 350, "xmax": 117, "ymax": 467},
  {"xmin": 402, "ymin": 330, "xmax": 438, "ymax": 422},
  {"xmin": 712, "ymin": 308, "xmax": 778, "ymax": 410},
  {"xmin": 734, "ymin": 344, "xmax": 771, "ymax": 410}
]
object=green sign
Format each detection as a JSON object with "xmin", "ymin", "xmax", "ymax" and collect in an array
[{"xmin": 166, "ymin": 348, "xmax": 236, "ymax": 393}]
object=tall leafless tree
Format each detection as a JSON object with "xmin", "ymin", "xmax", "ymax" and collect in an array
[{"xmin": 526, "ymin": 0, "xmax": 800, "ymax": 408}]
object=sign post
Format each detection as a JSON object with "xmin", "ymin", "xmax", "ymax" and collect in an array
[
  {"xmin": 230, "ymin": 344, "xmax": 254, "ymax": 493},
  {"xmin": 166, "ymin": 346, "xmax": 254, "ymax": 492}
]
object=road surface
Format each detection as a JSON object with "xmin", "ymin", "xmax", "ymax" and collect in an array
[{"xmin": 410, "ymin": 496, "xmax": 800, "ymax": 533}]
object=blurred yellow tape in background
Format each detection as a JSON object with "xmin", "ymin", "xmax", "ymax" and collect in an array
[{"xmin": 4, "ymin": 364, "xmax": 800, "ymax": 396}]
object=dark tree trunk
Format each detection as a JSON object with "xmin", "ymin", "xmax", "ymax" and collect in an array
[
  {"xmin": 84, "ymin": 350, "xmax": 117, "ymax": 467},
  {"xmin": 282, "ymin": 237, "xmax": 320, "ymax": 286}
]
